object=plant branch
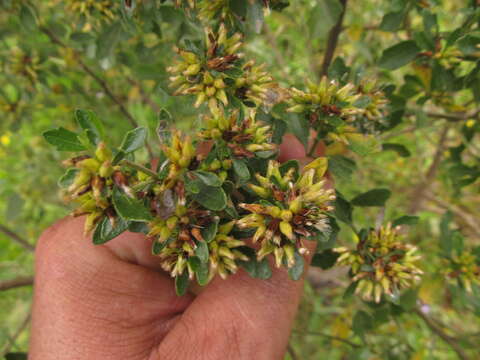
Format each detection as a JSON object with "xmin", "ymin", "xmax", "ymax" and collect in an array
[
  {"xmin": 40, "ymin": 27, "xmax": 138, "ymax": 129},
  {"xmin": 0, "ymin": 312, "xmax": 31, "ymax": 358},
  {"xmin": 39, "ymin": 26, "xmax": 154, "ymax": 159},
  {"xmin": 424, "ymin": 109, "xmax": 480, "ymax": 122},
  {"xmin": 0, "ymin": 276, "xmax": 34, "ymax": 292},
  {"xmin": 408, "ymin": 124, "xmax": 450, "ymax": 213},
  {"xmin": 0, "ymin": 224, "xmax": 35, "ymax": 252},
  {"xmin": 293, "ymin": 329, "xmax": 361, "ymax": 348},
  {"xmin": 307, "ymin": 137, "xmax": 321, "ymax": 158},
  {"xmin": 414, "ymin": 308, "xmax": 470, "ymax": 360},
  {"xmin": 122, "ymin": 160, "xmax": 159, "ymax": 179},
  {"xmin": 127, "ymin": 77, "xmax": 162, "ymax": 114},
  {"xmin": 287, "ymin": 343, "xmax": 299, "ymax": 360},
  {"xmin": 320, "ymin": 0, "xmax": 348, "ymax": 77}
]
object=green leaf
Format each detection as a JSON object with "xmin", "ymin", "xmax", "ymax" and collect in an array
[
  {"xmin": 120, "ymin": 127, "xmax": 148, "ymax": 153},
  {"xmin": 343, "ymin": 281, "xmax": 358, "ymax": 300},
  {"xmin": 351, "ymin": 188, "xmax": 391, "ymax": 207},
  {"xmin": 128, "ymin": 221, "xmax": 150, "ymax": 234},
  {"xmin": 257, "ymin": 258, "xmax": 272, "ymax": 279},
  {"xmin": 334, "ymin": 192, "xmax": 353, "ymax": 224},
  {"xmin": 347, "ymin": 134, "xmax": 379, "ymax": 156},
  {"xmin": 311, "ymin": 249, "xmax": 340, "ymax": 270},
  {"xmin": 43, "ymin": 127, "xmax": 86, "ymax": 151},
  {"xmin": 58, "ymin": 168, "xmax": 79, "ymax": 188},
  {"xmin": 382, "ymin": 143, "xmax": 411, "ymax": 157},
  {"xmin": 328, "ymin": 155, "xmax": 356, "ymax": 181},
  {"xmin": 308, "ymin": 0, "xmax": 343, "ymax": 38},
  {"xmin": 175, "ymin": 271, "xmax": 190, "ymax": 296},
  {"xmin": 75, "ymin": 109, "xmax": 104, "ymax": 145},
  {"xmin": 379, "ymin": 40, "xmax": 420, "ymax": 70},
  {"xmin": 152, "ymin": 236, "xmax": 175, "ymax": 255},
  {"xmin": 400, "ymin": 289, "xmax": 417, "ymax": 311},
  {"xmin": 352, "ymin": 310, "xmax": 374, "ymax": 336},
  {"xmin": 112, "ymin": 187, "xmax": 153, "ymax": 221},
  {"xmin": 195, "ymin": 240, "xmax": 209, "ymax": 263},
  {"xmin": 20, "ymin": 5, "xmax": 37, "ymax": 31},
  {"xmin": 246, "ymin": 0, "xmax": 264, "ymax": 33},
  {"xmin": 238, "ymin": 248, "xmax": 271, "ymax": 279},
  {"xmin": 392, "ymin": 215, "xmax": 419, "ymax": 227},
  {"xmin": 379, "ymin": 11, "xmax": 404, "ymax": 32},
  {"xmin": 192, "ymin": 184, "xmax": 227, "ymax": 211},
  {"xmin": 229, "ymin": 0, "xmax": 247, "ymax": 18},
  {"xmin": 287, "ymin": 114, "xmax": 309, "ymax": 150},
  {"xmin": 5, "ymin": 353, "xmax": 28, "ymax": 360},
  {"xmin": 185, "ymin": 177, "xmax": 201, "ymax": 195},
  {"xmin": 196, "ymin": 261, "xmax": 210, "ymax": 286},
  {"xmin": 201, "ymin": 217, "xmax": 219, "ymax": 243},
  {"xmin": 288, "ymin": 252, "xmax": 305, "ymax": 280},
  {"xmin": 233, "ymin": 159, "xmax": 250, "ymax": 182},
  {"xmin": 93, "ymin": 216, "xmax": 129, "ymax": 245},
  {"xmin": 192, "ymin": 170, "xmax": 223, "ymax": 187}
]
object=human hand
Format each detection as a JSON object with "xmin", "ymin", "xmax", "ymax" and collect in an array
[{"xmin": 30, "ymin": 136, "xmax": 321, "ymax": 360}]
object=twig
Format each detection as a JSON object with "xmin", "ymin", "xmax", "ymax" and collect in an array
[
  {"xmin": 293, "ymin": 329, "xmax": 361, "ymax": 348},
  {"xmin": 0, "ymin": 225, "xmax": 35, "ymax": 252},
  {"xmin": 307, "ymin": 137, "xmax": 321, "ymax": 158},
  {"xmin": 0, "ymin": 312, "xmax": 31, "ymax": 358},
  {"xmin": 425, "ymin": 109, "xmax": 480, "ymax": 122},
  {"xmin": 122, "ymin": 160, "xmax": 159, "ymax": 179},
  {"xmin": 425, "ymin": 192, "xmax": 480, "ymax": 235},
  {"xmin": 414, "ymin": 308, "xmax": 470, "ymax": 360},
  {"xmin": 408, "ymin": 124, "xmax": 450, "ymax": 213},
  {"xmin": 39, "ymin": 26, "xmax": 154, "ymax": 159},
  {"xmin": 40, "ymin": 27, "xmax": 138, "ymax": 129},
  {"xmin": 0, "ymin": 276, "xmax": 34, "ymax": 292},
  {"xmin": 320, "ymin": 0, "xmax": 348, "ymax": 76},
  {"xmin": 286, "ymin": 343, "xmax": 299, "ymax": 360},
  {"xmin": 127, "ymin": 78, "xmax": 162, "ymax": 114}
]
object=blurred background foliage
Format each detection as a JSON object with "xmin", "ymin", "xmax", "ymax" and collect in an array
[{"xmin": 1, "ymin": 0, "xmax": 480, "ymax": 359}]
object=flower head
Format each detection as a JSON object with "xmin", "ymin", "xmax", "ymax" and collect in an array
[
  {"xmin": 443, "ymin": 251, "xmax": 480, "ymax": 292},
  {"xmin": 199, "ymin": 110, "xmax": 276, "ymax": 158},
  {"xmin": 335, "ymin": 223, "xmax": 423, "ymax": 303},
  {"xmin": 238, "ymin": 158, "xmax": 335, "ymax": 268}
]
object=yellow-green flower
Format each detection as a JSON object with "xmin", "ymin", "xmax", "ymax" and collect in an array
[
  {"xmin": 208, "ymin": 220, "xmax": 248, "ymax": 280},
  {"xmin": 168, "ymin": 23, "xmax": 243, "ymax": 116},
  {"xmin": 154, "ymin": 131, "xmax": 196, "ymax": 193},
  {"xmin": 66, "ymin": 0, "xmax": 117, "ymax": 22},
  {"xmin": 237, "ymin": 158, "xmax": 335, "ymax": 268},
  {"xmin": 63, "ymin": 142, "xmax": 126, "ymax": 234},
  {"xmin": 335, "ymin": 223, "xmax": 423, "ymax": 303},
  {"xmin": 443, "ymin": 251, "xmax": 480, "ymax": 292},
  {"xmin": 199, "ymin": 110, "xmax": 276, "ymax": 158},
  {"xmin": 287, "ymin": 77, "xmax": 387, "ymax": 141}
]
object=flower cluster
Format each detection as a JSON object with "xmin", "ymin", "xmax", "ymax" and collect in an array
[
  {"xmin": 62, "ymin": 143, "xmax": 133, "ymax": 234},
  {"xmin": 154, "ymin": 131, "xmax": 196, "ymax": 193},
  {"xmin": 10, "ymin": 48, "xmax": 41, "ymax": 84},
  {"xmin": 199, "ymin": 110, "xmax": 276, "ymax": 158},
  {"xmin": 168, "ymin": 24, "xmax": 275, "ymax": 116},
  {"xmin": 175, "ymin": 0, "xmax": 290, "ymax": 23},
  {"xmin": 238, "ymin": 158, "xmax": 335, "ymax": 268},
  {"xmin": 66, "ymin": 0, "xmax": 116, "ymax": 22},
  {"xmin": 335, "ymin": 223, "xmax": 423, "ymax": 303},
  {"xmin": 443, "ymin": 251, "xmax": 480, "ymax": 292},
  {"xmin": 287, "ymin": 77, "xmax": 387, "ymax": 141}
]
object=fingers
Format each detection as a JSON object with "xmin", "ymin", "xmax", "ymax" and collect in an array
[
  {"xmin": 153, "ymin": 136, "xmax": 320, "ymax": 360},
  {"xmin": 30, "ymin": 216, "xmax": 192, "ymax": 360}
]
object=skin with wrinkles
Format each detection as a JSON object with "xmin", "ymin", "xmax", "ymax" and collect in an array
[{"xmin": 30, "ymin": 136, "xmax": 321, "ymax": 360}]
